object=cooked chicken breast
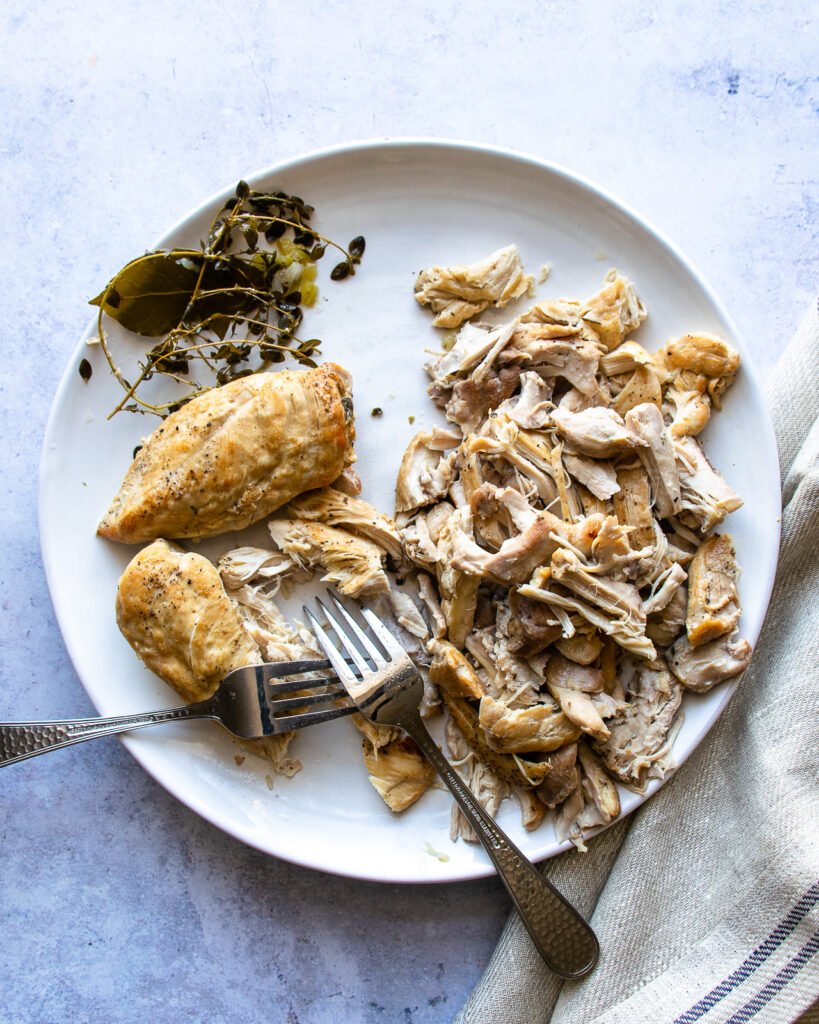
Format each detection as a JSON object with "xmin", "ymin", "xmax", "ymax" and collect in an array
[
  {"xmin": 116, "ymin": 539, "xmax": 261, "ymax": 703},
  {"xmin": 115, "ymin": 538, "xmax": 299, "ymax": 773},
  {"xmin": 99, "ymin": 363, "xmax": 355, "ymax": 543}
]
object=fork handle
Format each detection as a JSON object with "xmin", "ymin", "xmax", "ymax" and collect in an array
[
  {"xmin": 0, "ymin": 701, "xmax": 217, "ymax": 767},
  {"xmin": 402, "ymin": 716, "xmax": 599, "ymax": 980}
]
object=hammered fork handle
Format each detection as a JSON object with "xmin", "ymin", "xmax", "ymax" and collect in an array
[
  {"xmin": 402, "ymin": 715, "xmax": 599, "ymax": 979},
  {"xmin": 0, "ymin": 701, "xmax": 216, "ymax": 767}
]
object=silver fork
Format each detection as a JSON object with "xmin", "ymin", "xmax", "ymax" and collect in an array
[
  {"xmin": 304, "ymin": 592, "xmax": 599, "ymax": 980},
  {"xmin": 0, "ymin": 659, "xmax": 355, "ymax": 768}
]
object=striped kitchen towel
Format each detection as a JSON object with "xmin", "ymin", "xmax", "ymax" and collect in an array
[{"xmin": 455, "ymin": 302, "xmax": 819, "ymax": 1024}]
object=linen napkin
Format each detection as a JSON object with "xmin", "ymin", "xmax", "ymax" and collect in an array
[{"xmin": 455, "ymin": 303, "xmax": 819, "ymax": 1024}]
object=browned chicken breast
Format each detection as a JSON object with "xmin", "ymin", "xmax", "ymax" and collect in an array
[
  {"xmin": 115, "ymin": 539, "xmax": 299, "ymax": 774},
  {"xmin": 116, "ymin": 539, "xmax": 261, "ymax": 703},
  {"xmin": 99, "ymin": 363, "xmax": 355, "ymax": 543}
]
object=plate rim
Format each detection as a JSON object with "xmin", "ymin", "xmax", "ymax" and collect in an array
[{"xmin": 38, "ymin": 136, "xmax": 781, "ymax": 883}]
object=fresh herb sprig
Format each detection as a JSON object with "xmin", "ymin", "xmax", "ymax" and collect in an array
[{"xmin": 88, "ymin": 180, "xmax": 365, "ymax": 418}]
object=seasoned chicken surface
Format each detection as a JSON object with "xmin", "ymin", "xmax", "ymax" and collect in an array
[
  {"xmin": 99, "ymin": 363, "xmax": 355, "ymax": 543},
  {"xmin": 116, "ymin": 539, "xmax": 260, "ymax": 703},
  {"xmin": 415, "ymin": 245, "xmax": 533, "ymax": 328}
]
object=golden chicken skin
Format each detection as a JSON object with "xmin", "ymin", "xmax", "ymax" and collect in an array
[{"xmin": 99, "ymin": 362, "xmax": 355, "ymax": 543}]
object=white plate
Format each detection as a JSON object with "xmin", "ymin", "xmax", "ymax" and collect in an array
[{"xmin": 39, "ymin": 139, "xmax": 780, "ymax": 883}]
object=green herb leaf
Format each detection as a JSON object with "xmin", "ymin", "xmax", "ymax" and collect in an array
[{"xmin": 90, "ymin": 252, "xmax": 203, "ymax": 337}]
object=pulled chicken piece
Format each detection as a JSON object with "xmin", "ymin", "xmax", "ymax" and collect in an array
[
  {"xmin": 580, "ymin": 269, "xmax": 647, "ymax": 350},
  {"xmin": 552, "ymin": 406, "xmax": 647, "ymax": 458},
  {"xmin": 505, "ymin": 590, "xmax": 563, "ymax": 656},
  {"xmin": 446, "ymin": 366, "xmax": 521, "ymax": 434},
  {"xmin": 656, "ymin": 332, "xmax": 740, "ymax": 406},
  {"xmin": 545, "ymin": 683, "xmax": 611, "ymax": 741},
  {"xmin": 442, "ymin": 693, "xmax": 555, "ymax": 787},
  {"xmin": 542, "ymin": 548, "xmax": 654, "ymax": 659},
  {"xmin": 612, "ymin": 366, "xmax": 663, "ymax": 418},
  {"xmin": 285, "ymin": 488, "xmax": 404, "ymax": 566},
  {"xmin": 395, "ymin": 429, "xmax": 460, "ymax": 513},
  {"xmin": 563, "ymin": 454, "xmax": 620, "ymax": 500},
  {"xmin": 415, "ymin": 245, "xmax": 533, "ymax": 328},
  {"xmin": 534, "ymin": 743, "xmax": 580, "ymax": 809},
  {"xmin": 668, "ymin": 631, "xmax": 753, "ymax": 692},
  {"xmin": 666, "ymin": 381, "xmax": 712, "ymax": 439},
  {"xmin": 427, "ymin": 638, "xmax": 485, "ymax": 699},
  {"xmin": 686, "ymin": 533, "xmax": 742, "ymax": 646},
  {"xmin": 578, "ymin": 743, "xmax": 621, "ymax": 823},
  {"xmin": 217, "ymin": 546, "xmax": 299, "ymax": 590},
  {"xmin": 502, "ymin": 323, "xmax": 601, "ymax": 396},
  {"xmin": 479, "ymin": 694, "xmax": 581, "ymax": 754},
  {"xmin": 362, "ymin": 736, "xmax": 436, "ymax": 812},
  {"xmin": 613, "ymin": 464, "xmax": 656, "ymax": 550},
  {"xmin": 435, "ymin": 506, "xmax": 480, "ymax": 647},
  {"xmin": 643, "ymin": 562, "xmax": 688, "ymax": 616},
  {"xmin": 600, "ymin": 340, "xmax": 655, "ymax": 377},
  {"xmin": 674, "ymin": 436, "xmax": 743, "ymax": 532},
  {"xmin": 544, "ymin": 652, "xmax": 604, "ymax": 692},
  {"xmin": 268, "ymin": 519, "xmax": 389, "ymax": 598},
  {"xmin": 502, "ymin": 371, "xmax": 554, "ymax": 430},
  {"xmin": 426, "ymin": 319, "xmax": 518, "ymax": 388},
  {"xmin": 452, "ymin": 486, "xmax": 571, "ymax": 585},
  {"xmin": 593, "ymin": 656, "xmax": 683, "ymax": 788},
  {"xmin": 625, "ymin": 402, "xmax": 681, "ymax": 519},
  {"xmin": 646, "ymin": 582, "xmax": 688, "ymax": 648},
  {"xmin": 554, "ymin": 632, "xmax": 603, "ymax": 666}
]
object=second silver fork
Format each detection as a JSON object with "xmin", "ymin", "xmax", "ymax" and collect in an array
[{"xmin": 304, "ymin": 592, "xmax": 599, "ymax": 981}]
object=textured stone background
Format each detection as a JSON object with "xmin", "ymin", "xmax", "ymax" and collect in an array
[{"xmin": 0, "ymin": 2, "xmax": 816, "ymax": 1022}]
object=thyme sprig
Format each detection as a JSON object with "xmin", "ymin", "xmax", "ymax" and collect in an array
[{"xmin": 89, "ymin": 181, "xmax": 365, "ymax": 418}]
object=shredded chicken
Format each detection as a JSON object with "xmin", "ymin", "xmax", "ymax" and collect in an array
[
  {"xmin": 685, "ymin": 533, "xmax": 742, "ymax": 646},
  {"xmin": 284, "ymin": 488, "xmax": 405, "ymax": 566},
  {"xmin": 395, "ymin": 429, "xmax": 460, "ymax": 513},
  {"xmin": 183, "ymin": 261, "xmax": 753, "ymax": 844},
  {"xmin": 625, "ymin": 402, "xmax": 681, "ymax": 519},
  {"xmin": 534, "ymin": 744, "xmax": 580, "ymax": 809},
  {"xmin": 669, "ymin": 631, "xmax": 752, "ymax": 692},
  {"xmin": 396, "ymin": 261, "xmax": 750, "ymax": 842},
  {"xmin": 593, "ymin": 656, "xmax": 683, "ymax": 788},
  {"xmin": 580, "ymin": 269, "xmax": 647, "ymax": 351},
  {"xmin": 479, "ymin": 694, "xmax": 581, "ymax": 753},
  {"xmin": 674, "ymin": 436, "xmax": 743, "ymax": 532},
  {"xmin": 552, "ymin": 406, "xmax": 647, "ymax": 458},
  {"xmin": 415, "ymin": 245, "xmax": 533, "ymax": 328},
  {"xmin": 362, "ymin": 736, "xmax": 436, "ymax": 811},
  {"xmin": 268, "ymin": 519, "xmax": 389, "ymax": 598}
]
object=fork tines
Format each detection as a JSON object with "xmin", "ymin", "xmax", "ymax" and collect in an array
[
  {"xmin": 302, "ymin": 592, "xmax": 406, "ymax": 701},
  {"xmin": 258, "ymin": 662, "xmax": 356, "ymax": 730}
]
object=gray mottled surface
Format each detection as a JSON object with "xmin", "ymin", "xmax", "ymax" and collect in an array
[{"xmin": 0, "ymin": 2, "xmax": 816, "ymax": 1022}]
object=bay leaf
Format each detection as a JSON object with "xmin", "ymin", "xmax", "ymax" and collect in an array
[{"xmin": 90, "ymin": 252, "xmax": 202, "ymax": 337}]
